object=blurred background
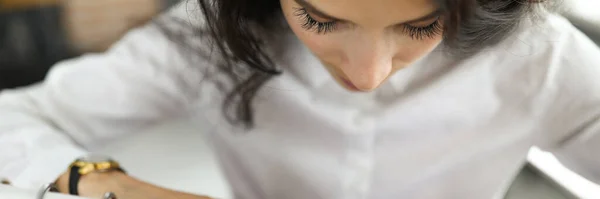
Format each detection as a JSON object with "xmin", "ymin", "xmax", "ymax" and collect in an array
[
  {"xmin": 0, "ymin": 0, "xmax": 180, "ymax": 89},
  {"xmin": 0, "ymin": 0, "xmax": 599, "ymax": 198}
]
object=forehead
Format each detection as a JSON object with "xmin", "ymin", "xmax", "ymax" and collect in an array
[{"xmin": 306, "ymin": 0, "xmax": 438, "ymax": 27}]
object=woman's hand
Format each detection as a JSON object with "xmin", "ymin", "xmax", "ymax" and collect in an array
[{"xmin": 56, "ymin": 171, "xmax": 213, "ymax": 199}]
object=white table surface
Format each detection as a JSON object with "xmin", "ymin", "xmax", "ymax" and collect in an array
[{"xmin": 99, "ymin": 118, "xmax": 232, "ymax": 198}]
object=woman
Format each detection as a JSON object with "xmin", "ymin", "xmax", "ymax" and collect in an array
[{"xmin": 1, "ymin": 0, "xmax": 599, "ymax": 198}]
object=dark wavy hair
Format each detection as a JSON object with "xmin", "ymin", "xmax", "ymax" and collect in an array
[{"xmin": 158, "ymin": 0, "xmax": 544, "ymax": 128}]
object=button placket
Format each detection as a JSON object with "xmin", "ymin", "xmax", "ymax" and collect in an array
[{"xmin": 343, "ymin": 116, "xmax": 376, "ymax": 199}]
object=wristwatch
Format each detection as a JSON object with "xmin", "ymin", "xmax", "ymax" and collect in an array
[{"xmin": 68, "ymin": 155, "xmax": 125, "ymax": 195}]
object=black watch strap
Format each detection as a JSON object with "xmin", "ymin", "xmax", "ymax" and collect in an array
[
  {"xmin": 68, "ymin": 166, "xmax": 125, "ymax": 196},
  {"xmin": 68, "ymin": 165, "xmax": 81, "ymax": 195}
]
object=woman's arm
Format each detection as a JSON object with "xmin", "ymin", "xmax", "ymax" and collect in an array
[
  {"xmin": 535, "ymin": 18, "xmax": 600, "ymax": 184},
  {"xmin": 55, "ymin": 171, "xmax": 212, "ymax": 199},
  {"xmin": 0, "ymin": 17, "xmax": 206, "ymax": 190}
]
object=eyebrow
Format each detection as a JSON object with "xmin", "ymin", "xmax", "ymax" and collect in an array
[{"xmin": 294, "ymin": 0, "xmax": 441, "ymax": 26}]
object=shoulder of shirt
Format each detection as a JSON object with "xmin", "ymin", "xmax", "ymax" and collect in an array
[{"xmin": 489, "ymin": 12, "xmax": 587, "ymax": 59}]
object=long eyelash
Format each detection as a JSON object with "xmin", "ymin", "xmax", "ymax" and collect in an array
[
  {"xmin": 402, "ymin": 19, "xmax": 443, "ymax": 40},
  {"xmin": 293, "ymin": 7, "xmax": 337, "ymax": 34}
]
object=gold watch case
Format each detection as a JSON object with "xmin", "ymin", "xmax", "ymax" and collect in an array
[{"xmin": 70, "ymin": 155, "xmax": 122, "ymax": 175}]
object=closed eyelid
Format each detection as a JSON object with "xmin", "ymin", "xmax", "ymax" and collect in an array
[
  {"xmin": 292, "ymin": 0, "xmax": 441, "ymax": 27},
  {"xmin": 293, "ymin": 0, "xmax": 343, "ymax": 21},
  {"xmin": 406, "ymin": 16, "xmax": 441, "ymax": 27},
  {"xmin": 295, "ymin": 7, "xmax": 333, "ymax": 22}
]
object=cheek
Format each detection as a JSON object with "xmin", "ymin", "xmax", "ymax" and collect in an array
[{"xmin": 394, "ymin": 36, "xmax": 443, "ymax": 64}]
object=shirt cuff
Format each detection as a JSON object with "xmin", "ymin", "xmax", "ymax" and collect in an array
[{"xmin": 10, "ymin": 146, "xmax": 87, "ymax": 189}]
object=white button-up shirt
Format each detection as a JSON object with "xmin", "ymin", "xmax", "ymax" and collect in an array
[{"xmin": 1, "ymin": 7, "xmax": 600, "ymax": 199}]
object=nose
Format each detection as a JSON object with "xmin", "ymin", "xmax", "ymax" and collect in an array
[{"xmin": 340, "ymin": 34, "xmax": 393, "ymax": 91}]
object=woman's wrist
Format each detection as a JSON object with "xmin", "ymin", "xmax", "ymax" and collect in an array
[
  {"xmin": 55, "ymin": 170, "xmax": 130, "ymax": 197},
  {"xmin": 56, "ymin": 170, "xmax": 213, "ymax": 199}
]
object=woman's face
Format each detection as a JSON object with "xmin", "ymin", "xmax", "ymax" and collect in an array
[{"xmin": 280, "ymin": 0, "xmax": 443, "ymax": 92}]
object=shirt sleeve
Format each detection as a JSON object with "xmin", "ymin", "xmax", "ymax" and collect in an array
[
  {"xmin": 535, "ymin": 18, "xmax": 600, "ymax": 185},
  {"xmin": 0, "ymin": 16, "xmax": 208, "ymax": 189}
]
